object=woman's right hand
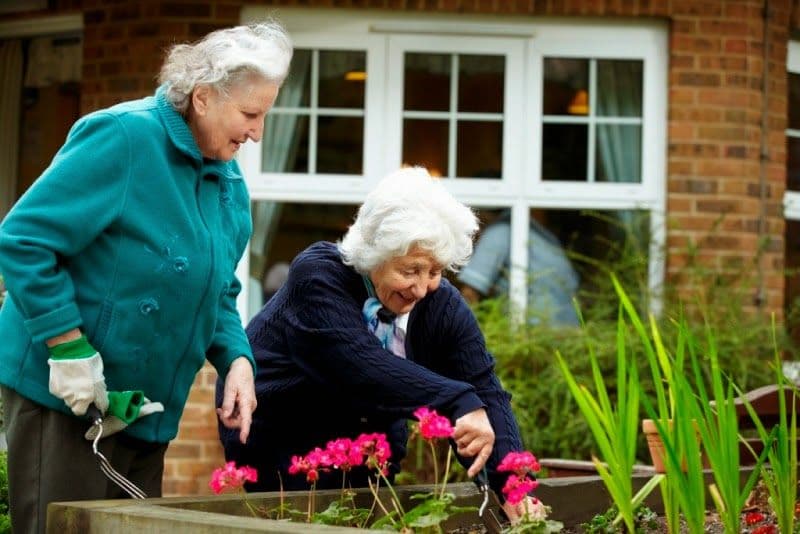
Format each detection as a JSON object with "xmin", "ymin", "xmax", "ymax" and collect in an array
[{"xmin": 453, "ymin": 408, "xmax": 494, "ymax": 477}]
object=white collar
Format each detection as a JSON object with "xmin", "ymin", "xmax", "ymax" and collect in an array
[{"xmin": 395, "ymin": 312, "xmax": 410, "ymax": 334}]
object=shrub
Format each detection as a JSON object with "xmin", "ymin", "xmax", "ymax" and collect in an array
[
  {"xmin": 0, "ymin": 452, "xmax": 9, "ymax": 534},
  {"xmin": 473, "ymin": 212, "xmax": 795, "ymax": 464}
]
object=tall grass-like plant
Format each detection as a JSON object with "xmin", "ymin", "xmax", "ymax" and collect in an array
[
  {"xmin": 678, "ymin": 321, "xmax": 772, "ymax": 534},
  {"xmin": 613, "ymin": 275, "xmax": 688, "ymax": 534},
  {"xmin": 556, "ymin": 303, "xmax": 662, "ymax": 533},
  {"xmin": 739, "ymin": 317, "xmax": 798, "ymax": 534},
  {"xmin": 641, "ymin": 378, "xmax": 707, "ymax": 534}
]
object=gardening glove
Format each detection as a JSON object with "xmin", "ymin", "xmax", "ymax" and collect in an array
[
  {"xmin": 84, "ymin": 390, "xmax": 164, "ymax": 440},
  {"xmin": 48, "ymin": 334, "xmax": 108, "ymax": 416}
]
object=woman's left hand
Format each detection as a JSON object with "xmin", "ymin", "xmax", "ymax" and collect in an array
[{"xmin": 216, "ymin": 356, "xmax": 257, "ymax": 444}]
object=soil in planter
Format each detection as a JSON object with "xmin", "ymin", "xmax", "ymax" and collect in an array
[{"xmin": 558, "ymin": 483, "xmax": 779, "ymax": 533}]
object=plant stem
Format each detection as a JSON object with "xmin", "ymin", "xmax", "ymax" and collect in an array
[
  {"xmin": 240, "ymin": 490, "xmax": 259, "ymax": 518},
  {"xmin": 439, "ymin": 446, "xmax": 453, "ymax": 499},
  {"xmin": 429, "ymin": 441, "xmax": 439, "ymax": 494}
]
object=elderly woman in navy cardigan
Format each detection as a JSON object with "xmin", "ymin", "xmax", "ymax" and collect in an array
[{"xmin": 218, "ymin": 167, "xmax": 533, "ymax": 521}]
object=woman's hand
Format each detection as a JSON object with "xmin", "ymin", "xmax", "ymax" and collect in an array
[
  {"xmin": 453, "ymin": 408, "xmax": 494, "ymax": 477},
  {"xmin": 502, "ymin": 496, "xmax": 541, "ymax": 524},
  {"xmin": 216, "ymin": 357, "xmax": 257, "ymax": 444}
]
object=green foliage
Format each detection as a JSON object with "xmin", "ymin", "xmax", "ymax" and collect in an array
[
  {"xmin": 555, "ymin": 294, "xmax": 643, "ymax": 533},
  {"xmin": 479, "ymin": 301, "xmax": 780, "ymax": 463},
  {"xmin": 738, "ymin": 325, "xmax": 799, "ymax": 534},
  {"xmin": 473, "ymin": 212, "xmax": 792, "ymax": 464},
  {"xmin": 311, "ymin": 494, "xmax": 372, "ymax": 527},
  {"xmin": 0, "ymin": 452, "xmax": 8, "ymax": 534},
  {"xmin": 581, "ymin": 505, "xmax": 658, "ymax": 534}
]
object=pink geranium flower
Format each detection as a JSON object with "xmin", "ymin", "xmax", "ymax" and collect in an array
[
  {"xmin": 325, "ymin": 438, "xmax": 364, "ymax": 471},
  {"xmin": 209, "ymin": 461, "xmax": 258, "ymax": 495},
  {"xmin": 354, "ymin": 432, "xmax": 392, "ymax": 474},
  {"xmin": 497, "ymin": 450, "xmax": 541, "ymax": 475},
  {"xmin": 288, "ymin": 447, "xmax": 334, "ymax": 484},
  {"xmin": 413, "ymin": 407, "xmax": 454, "ymax": 440},
  {"xmin": 501, "ymin": 473, "xmax": 538, "ymax": 506}
]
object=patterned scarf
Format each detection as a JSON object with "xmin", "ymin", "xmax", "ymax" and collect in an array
[{"xmin": 362, "ymin": 276, "xmax": 407, "ymax": 358}]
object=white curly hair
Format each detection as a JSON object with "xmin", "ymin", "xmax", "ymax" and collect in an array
[
  {"xmin": 338, "ymin": 167, "xmax": 479, "ymax": 274},
  {"xmin": 158, "ymin": 20, "xmax": 293, "ymax": 114}
]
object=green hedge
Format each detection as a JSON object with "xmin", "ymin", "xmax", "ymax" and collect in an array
[{"xmin": 0, "ymin": 452, "xmax": 9, "ymax": 534}]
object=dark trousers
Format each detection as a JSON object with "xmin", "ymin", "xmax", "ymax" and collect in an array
[{"xmin": 1, "ymin": 386, "xmax": 168, "ymax": 534}]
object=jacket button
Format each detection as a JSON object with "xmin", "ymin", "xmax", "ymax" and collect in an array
[
  {"xmin": 138, "ymin": 298, "xmax": 160, "ymax": 315},
  {"xmin": 173, "ymin": 256, "xmax": 189, "ymax": 273}
]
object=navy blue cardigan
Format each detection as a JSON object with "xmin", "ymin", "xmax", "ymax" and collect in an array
[{"xmin": 218, "ymin": 242, "xmax": 525, "ymax": 494}]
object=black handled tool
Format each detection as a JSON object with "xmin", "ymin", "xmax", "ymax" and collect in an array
[{"xmin": 473, "ymin": 469, "xmax": 503, "ymax": 534}]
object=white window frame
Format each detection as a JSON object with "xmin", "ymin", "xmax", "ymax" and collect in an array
[
  {"xmin": 785, "ymin": 40, "xmax": 800, "ymax": 221},
  {"xmin": 384, "ymin": 34, "xmax": 525, "ymax": 199},
  {"xmin": 238, "ymin": 7, "xmax": 668, "ymax": 320}
]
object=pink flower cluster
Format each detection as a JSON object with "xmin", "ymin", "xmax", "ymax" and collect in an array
[
  {"xmin": 209, "ymin": 461, "xmax": 258, "ymax": 495},
  {"xmin": 497, "ymin": 451, "xmax": 541, "ymax": 475},
  {"xmin": 498, "ymin": 450, "xmax": 541, "ymax": 506},
  {"xmin": 413, "ymin": 407, "xmax": 454, "ymax": 440},
  {"xmin": 289, "ymin": 432, "xmax": 392, "ymax": 483}
]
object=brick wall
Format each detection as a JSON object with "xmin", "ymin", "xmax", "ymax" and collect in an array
[{"xmin": 3, "ymin": 0, "xmax": 795, "ymax": 496}]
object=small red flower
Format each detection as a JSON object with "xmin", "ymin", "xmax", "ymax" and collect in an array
[
  {"xmin": 208, "ymin": 461, "xmax": 258, "ymax": 495},
  {"xmin": 751, "ymin": 525, "xmax": 776, "ymax": 534},
  {"xmin": 413, "ymin": 407, "xmax": 454, "ymax": 440},
  {"xmin": 744, "ymin": 511, "xmax": 766, "ymax": 525}
]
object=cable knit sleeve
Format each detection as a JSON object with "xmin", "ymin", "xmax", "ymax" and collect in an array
[{"xmin": 281, "ymin": 247, "xmax": 485, "ymax": 420}]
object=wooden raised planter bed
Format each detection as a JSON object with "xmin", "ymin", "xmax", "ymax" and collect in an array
[{"xmin": 47, "ymin": 475, "xmax": 660, "ymax": 533}]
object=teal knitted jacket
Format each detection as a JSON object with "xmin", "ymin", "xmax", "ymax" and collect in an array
[{"xmin": 0, "ymin": 86, "xmax": 254, "ymax": 443}]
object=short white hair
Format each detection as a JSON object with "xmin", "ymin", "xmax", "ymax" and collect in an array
[
  {"xmin": 339, "ymin": 167, "xmax": 478, "ymax": 274},
  {"xmin": 158, "ymin": 20, "xmax": 293, "ymax": 113}
]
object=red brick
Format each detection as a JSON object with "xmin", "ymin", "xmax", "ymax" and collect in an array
[{"xmin": 676, "ymin": 71, "xmax": 721, "ymax": 86}]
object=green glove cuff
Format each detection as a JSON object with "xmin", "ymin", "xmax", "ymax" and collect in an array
[
  {"xmin": 107, "ymin": 390, "xmax": 145, "ymax": 424},
  {"xmin": 48, "ymin": 335, "xmax": 96, "ymax": 360}
]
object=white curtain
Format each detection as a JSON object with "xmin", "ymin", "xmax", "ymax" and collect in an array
[
  {"xmin": 0, "ymin": 40, "xmax": 23, "ymax": 219},
  {"xmin": 596, "ymin": 60, "xmax": 641, "ymax": 184},
  {"xmin": 596, "ymin": 60, "xmax": 643, "ymax": 232}
]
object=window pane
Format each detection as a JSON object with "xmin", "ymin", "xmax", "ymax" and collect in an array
[
  {"xmin": 402, "ymin": 119, "xmax": 448, "ymax": 176},
  {"xmin": 790, "ymin": 73, "xmax": 800, "ymax": 130},
  {"xmin": 456, "ymin": 121, "xmax": 502, "ymax": 178},
  {"xmin": 276, "ymin": 49, "xmax": 311, "ymax": 108},
  {"xmin": 596, "ymin": 60, "xmax": 643, "ymax": 117},
  {"xmin": 596, "ymin": 124, "xmax": 642, "ymax": 183},
  {"xmin": 261, "ymin": 114, "xmax": 309, "ymax": 173},
  {"xmin": 317, "ymin": 116, "xmax": 363, "ymax": 174},
  {"xmin": 542, "ymin": 123, "xmax": 587, "ymax": 181},
  {"xmin": 318, "ymin": 50, "xmax": 366, "ymax": 109},
  {"xmin": 458, "ymin": 54, "xmax": 504, "ymax": 113},
  {"xmin": 533, "ymin": 208, "xmax": 650, "ymax": 322},
  {"xmin": 404, "ymin": 53, "xmax": 450, "ymax": 112},
  {"xmin": 789, "ymin": 137, "xmax": 800, "ymax": 191},
  {"xmin": 543, "ymin": 58, "xmax": 589, "ymax": 116},
  {"xmin": 248, "ymin": 201, "xmax": 358, "ymax": 320}
]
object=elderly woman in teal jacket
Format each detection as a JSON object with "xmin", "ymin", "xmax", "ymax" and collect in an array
[{"xmin": 0, "ymin": 21, "xmax": 292, "ymax": 534}]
